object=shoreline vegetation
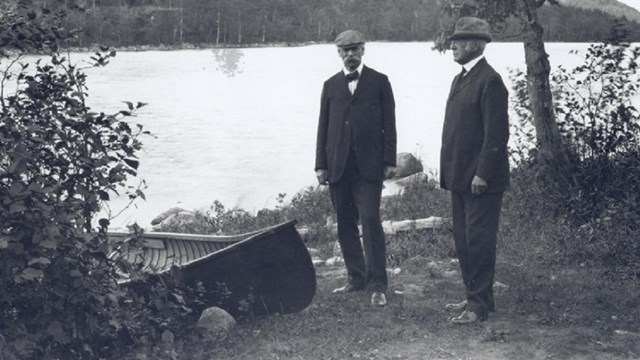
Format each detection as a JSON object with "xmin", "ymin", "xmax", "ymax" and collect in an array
[
  {"xmin": 57, "ymin": 38, "xmax": 640, "ymax": 54},
  {"xmin": 35, "ymin": 0, "xmax": 640, "ymax": 51}
]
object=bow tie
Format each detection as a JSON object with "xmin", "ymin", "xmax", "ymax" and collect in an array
[{"xmin": 345, "ymin": 71, "xmax": 359, "ymax": 82}]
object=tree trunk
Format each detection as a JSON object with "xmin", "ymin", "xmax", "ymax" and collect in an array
[
  {"xmin": 516, "ymin": 0, "xmax": 574, "ymax": 186},
  {"xmin": 262, "ymin": 14, "xmax": 266, "ymax": 43},
  {"xmin": 179, "ymin": 6, "xmax": 184, "ymax": 44},
  {"xmin": 216, "ymin": 7, "xmax": 220, "ymax": 45}
]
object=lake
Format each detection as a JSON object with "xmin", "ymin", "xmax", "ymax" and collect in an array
[{"xmin": 74, "ymin": 42, "xmax": 590, "ymax": 229}]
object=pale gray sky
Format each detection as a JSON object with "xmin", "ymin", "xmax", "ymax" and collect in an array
[{"xmin": 618, "ymin": 0, "xmax": 640, "ymax": 11}]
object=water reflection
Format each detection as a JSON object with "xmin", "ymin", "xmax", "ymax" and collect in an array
[{"xmin": 212, "ymin": 48, "xmax": 244, "ymax": 77}]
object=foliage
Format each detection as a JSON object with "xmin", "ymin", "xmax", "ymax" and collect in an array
[
  {"xmin": 508, "ymin": 37, "xmax": 640, "ymax": 279},
  {"xmin": 21, "ymin": 0, "xmax": 638, "ymax": 49},
  {"xmin": 0, "ymin": 4, "xmax": 192, "ymax": 359},
  {"xmin": 155, "ymin": 186, "xmax": 335, "ymax": 247},
  {"xmin": 156, "ymin": 200, "xmax": 267, "ymax": 235}
]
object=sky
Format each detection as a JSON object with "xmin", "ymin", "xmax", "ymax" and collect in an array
[{"xmin": 618, "ymin": 0, "xmax": 640, "ymax": 11}]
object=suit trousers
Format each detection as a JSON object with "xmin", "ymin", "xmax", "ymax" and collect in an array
[
  {"xmin": 329, "ymin": 153, "xmax": 387, "ymax": 293},
  {"xmin": 451, "ymin": 191, "xmax": 503, "ymax": 317}
]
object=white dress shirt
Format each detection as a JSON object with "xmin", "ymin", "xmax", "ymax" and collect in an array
[
  {"xmin": 461, "ymin": 55, "xmax": 485, "ymax": 76},
  {"xmin": 343, "ymin": 63, "xmax": 364, "ymax": 94}
]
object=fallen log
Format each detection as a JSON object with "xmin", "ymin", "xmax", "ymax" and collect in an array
[{"xmin": 296, "ymin": 216, "xmax": 451, "ymax": 238}]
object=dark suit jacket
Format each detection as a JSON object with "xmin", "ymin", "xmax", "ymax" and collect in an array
[
  {"xmin": 315, "ymin": 65, "xmax": 397, "ymax": 183},
  {"xmin": 440, "ymin": 58, "xmax": 510, "ymax": 193}
]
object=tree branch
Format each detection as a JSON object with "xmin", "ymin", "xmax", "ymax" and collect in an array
[{"xmin": 498, "ymin": 32, "xmax": 523, "ymax": 40}]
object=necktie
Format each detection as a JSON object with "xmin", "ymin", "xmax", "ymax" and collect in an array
[
  {"xmin": 454, "ymin": 68, "xmax": 466, "ymax": 88},
  {"xmin": 345, "ymin": 71, "xmax": 359, "ymax": 82}
]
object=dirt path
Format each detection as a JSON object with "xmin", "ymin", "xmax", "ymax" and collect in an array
[{"xmin": 212, "ymin": 261, "xmax": 640, "ymax": 360}]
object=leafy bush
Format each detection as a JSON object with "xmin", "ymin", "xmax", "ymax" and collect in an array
[
  {"xmin": 508, "ymin": 36, "xmax": 640, "ymax": 278},
  {"xmin": 0, "ymin": 5, "xmax": 192, "ymax": 359}
]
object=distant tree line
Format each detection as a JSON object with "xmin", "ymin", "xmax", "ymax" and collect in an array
[{"xmin": 45, "ymin": 0, "xmax": 640, "ymax": 48}]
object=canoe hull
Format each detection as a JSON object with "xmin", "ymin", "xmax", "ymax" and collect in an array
[{"xmin": 123, "ymin": 220, "xmax": 316, "ymax": 318}]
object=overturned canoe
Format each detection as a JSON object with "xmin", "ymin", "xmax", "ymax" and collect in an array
[{"xmin": 112, "ymin": 220, "xmax": 316, "ymax": 318}]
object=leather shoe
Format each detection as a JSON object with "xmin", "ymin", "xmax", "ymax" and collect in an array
[
  {"xmin": 450, "ymin": 310, "xmax": 486, "ymax": 325},
  {"xmin": 332, "ymin": 283, "xmax": 364, "ymax": 294},
  {"xmin": 370, "ymin": 292, "xmax": 387, "ymax": 306},
  {"xmin": 444, "ymin": 300, "xmax": 467, "ymax": 312}
]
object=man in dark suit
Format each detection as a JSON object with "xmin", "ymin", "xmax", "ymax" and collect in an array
[
  {"xmin": 315, "ymin": 30, "xmax": 397, "ymax": 307},
  {"xmin": 439, "ymin": 17, "xmax": 510, "ymax": 324}
]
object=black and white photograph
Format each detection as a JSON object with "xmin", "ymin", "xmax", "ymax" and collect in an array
[{"xmin": 1, "ymin": 0, "xmax": 639, "ymax": 359}]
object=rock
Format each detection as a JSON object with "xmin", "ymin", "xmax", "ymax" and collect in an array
[
  {"xmin": 297, "ymin": 226, "xmax": 309, "ymax": 240},
  {"xmin": 332, "ymin": 240, "xmax": 342, "ymax": 257},
  {"xmin": 151, "ymin": 207, "xmax": 188, "ymax": 226},
  {"xmin": 394, "ymin": 152, "xmax": 423, "ymax": 178},
  {"xmin": 312, "ymin": 258, "xmax": 326, "ymax": 267},
  {"xmin": 154, "ymin": 211, "xmax": 197, "ymax": 229},
  {"xmin": 325, "ymin": 256, "xmax": 344, "ymax": 267},
  {"xmin": 197, "ymin": 307, "xmax": 236, "ymax": 338},
  {"xmin": 161, "ymin": 329, "xmax": 174, "ymax": 344},
  {"xmin": 493, "ymin": 281, "xmax": 509, "ymax": 295},
  {"xmin": 614, "ymin": 329, "xmax": 640, "ymax": 337},
  {"xmin": 389, "ymin": 267, "xmax": 402, "ymax": 275},
  {"xmin": 393, "ymin": 283, "xmax": 425, "ymax": 298},
  {"xmin": 443, "ymin": 270, "xmax": 458, "ymax": 278},
  {"xmin": 307, "ymin": 247, "xmax": 320, "ymax": 257}
]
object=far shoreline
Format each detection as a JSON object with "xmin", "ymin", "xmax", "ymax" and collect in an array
[{"xmin": 57, "ymin": 39, "xmax": 626, "ymax": 54}]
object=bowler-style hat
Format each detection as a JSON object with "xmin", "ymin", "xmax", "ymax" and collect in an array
[
  {"xmin": 335, "ymin": 30, "xmax": 366, "ymax": 47},
  {"xmin": 448, "ymin": 17, "xmax": 492, "ymax": 42}
]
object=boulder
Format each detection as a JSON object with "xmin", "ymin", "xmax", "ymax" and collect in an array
[
  {"xmin": 151, "ymin": 207, "xmax": 190, "ymax": 226},
  {"xmin": 196, "ymin": 307, "xmax": 236, "ymax": 338},
  {"xmin": 394, "ymin": 152, "xmax": 423, "ymax": 178}
]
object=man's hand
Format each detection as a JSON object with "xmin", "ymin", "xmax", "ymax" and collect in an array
[
  {"xmin": 316, "ymin": 169, "xmax": 328, "ymax": 185},
  {"xmin": 384, "ymin": 165, "xmax": 396, "ymax": 180},
  {"xmin": 471, "ymin": 175, "xmax": 487, "ymax": 195}
]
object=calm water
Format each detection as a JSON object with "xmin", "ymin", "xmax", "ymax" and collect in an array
[{"xmin": 72, "ymin": 42, "xmax": 588, "ymax": 229}]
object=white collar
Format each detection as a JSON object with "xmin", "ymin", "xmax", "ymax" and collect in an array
[
  {"xmin": 343, "ymin": 63, "xmax": 364, "ymax": 76},
  {"xmin": 461, "ymin": 55, "xmax": 484, "ymax": 74}
]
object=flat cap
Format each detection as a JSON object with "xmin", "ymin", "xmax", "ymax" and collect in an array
[
  {"xmin": 448, "ymin": 17, "xmax": 492, "ymax": 42},
  {"xmin": 335, "ymin": 30, "xmax": 366, "ymax": 47}
]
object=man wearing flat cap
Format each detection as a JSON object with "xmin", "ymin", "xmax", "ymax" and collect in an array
[
  {"xmin": 315, "ymin": 30, "xmax": 397, "ymax": 307},
  {"xmin": 439, "ymin": 17, "xmax": 510, "ymax": 324}
]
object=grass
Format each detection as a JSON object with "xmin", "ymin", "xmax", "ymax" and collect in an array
[
  {"xmin": 124, "ymin": 169, "xmax": 640, "ymax": 360},
  {"xmin": 129, "ymin": 258, "xmax": 640, "ymax": 360}
]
